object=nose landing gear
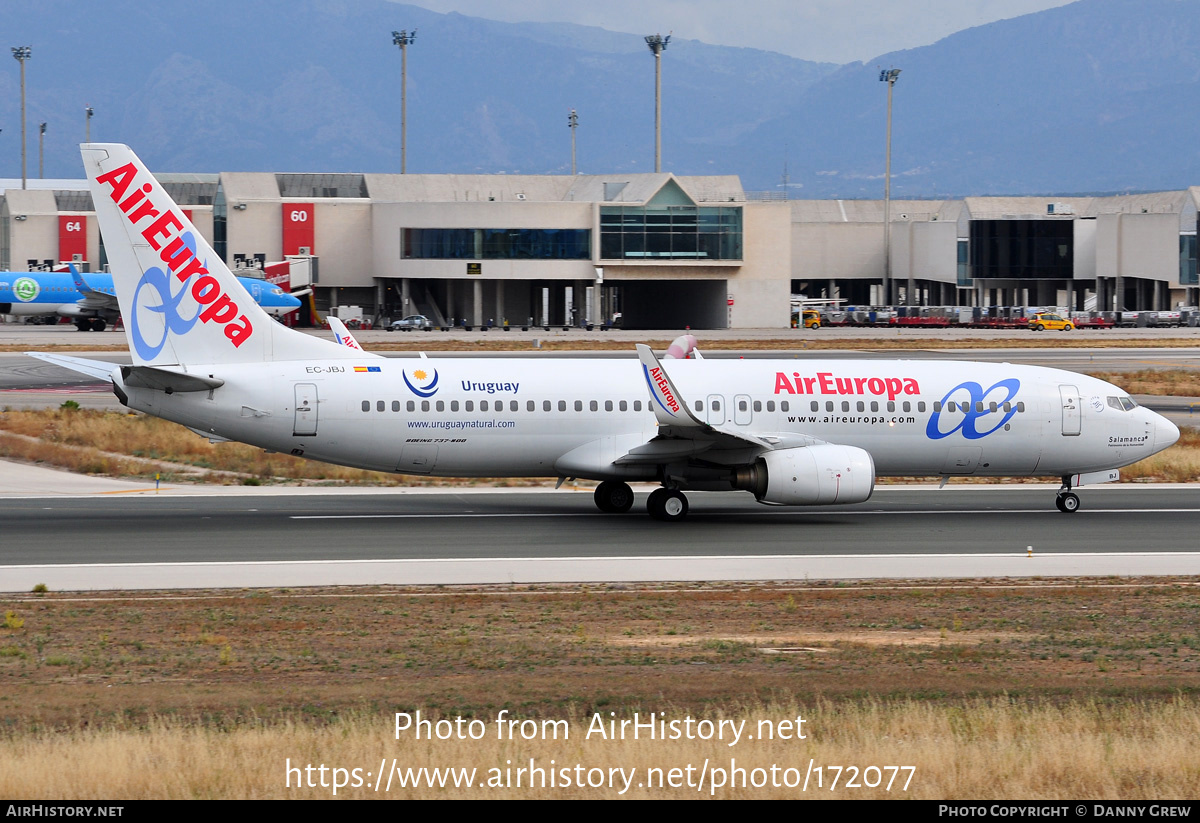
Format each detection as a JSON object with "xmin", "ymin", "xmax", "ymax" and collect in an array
[
  {"xmin": 1055, "ymin": 492, "xmax": 1080, "ymax": 513},
  {"xmin": 1055, "ymin": 476, "xmax": 1080, "ymax": 513}
]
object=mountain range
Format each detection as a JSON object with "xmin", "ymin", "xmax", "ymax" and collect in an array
[{"xmin": 2, "ymin": 0, "xmax": 1198, "ymax": 197}]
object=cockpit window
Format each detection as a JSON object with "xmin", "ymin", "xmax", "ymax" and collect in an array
[
  {"xmin": 1107, "ymin": 396, "xmax": 1138, "ymax": 411},
  {"xmin": 1120, "ymin": 396, "xmax": 1137, "ymax": 411},
  {"xmin": 1107, "ymin": 396, "xmax": 1122, "ymax": 411}
]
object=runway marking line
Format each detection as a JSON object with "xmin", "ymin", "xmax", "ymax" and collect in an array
[
  {"xmin": 291, "ymin": 508, "xmax": 1200, "ymax": 519},
  {"xmin": 5, "ymin": 551, "xmax": 1200, "ymax": 571}
]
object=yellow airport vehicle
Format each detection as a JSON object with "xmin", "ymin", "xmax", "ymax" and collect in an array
[{"xmin": 1028, "ymin": 313, "xmax": 1074, "ymax": 331}]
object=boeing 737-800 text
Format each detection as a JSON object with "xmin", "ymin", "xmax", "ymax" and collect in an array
[{"xmin": 29, "ymin": 145, "xmax": 1180, "ymax": 520}]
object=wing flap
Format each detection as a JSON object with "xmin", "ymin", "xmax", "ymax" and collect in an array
[{"xmin": 614, "ymin": 439, "xmax": 713, "ymax": 464}]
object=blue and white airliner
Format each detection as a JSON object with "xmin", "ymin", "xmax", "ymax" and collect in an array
[
  {"xmin": 2, "ymin": 265, "xmax": 301, "ymax": 331},
  {"xmin": 29, "ymin": 145, "xmax": 1181, "ymax": 520}
]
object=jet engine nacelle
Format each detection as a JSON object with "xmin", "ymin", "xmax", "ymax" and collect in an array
[{"xmin": 734, "ymin": 444, "xmax": 875, "ymax": 506}]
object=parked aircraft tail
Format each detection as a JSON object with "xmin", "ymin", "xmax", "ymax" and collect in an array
[{"xmin": 81, "ymin": 143, "xmax": 354, "ymax": 367}]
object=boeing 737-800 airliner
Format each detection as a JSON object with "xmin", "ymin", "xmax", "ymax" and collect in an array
[{"xmin": 29, "ymin": 145, "xmax": 1181, "ymax": 521}]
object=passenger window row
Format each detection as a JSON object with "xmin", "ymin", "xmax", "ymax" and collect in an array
[
  {"xmin": 358, "ymin": 396, "xmax": 1029, "ymax": 416},
  {"xmin": 803, "ymin": 399, "xmax": 928, "ymax": 414},
  {"xmin": 361, "ymin": 399, "xmax": 646, "ymax": 413}
]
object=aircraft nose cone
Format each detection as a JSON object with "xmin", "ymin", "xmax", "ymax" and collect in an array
[{"xmin": 1154, "ymin": 413, "xmax": 1180, "ymax": 450}]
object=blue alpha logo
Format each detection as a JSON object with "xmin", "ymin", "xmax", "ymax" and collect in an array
[
  {"xmin": 926, "ymin": 379, "xmax": 1021, "ymax": 440},
  {"xmin": 129, "ymin": 232, "xmax": 203, "ymax": 361}
]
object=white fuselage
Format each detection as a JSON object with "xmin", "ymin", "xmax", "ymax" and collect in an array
[{"xmin": 114, "ymin": 356, "xmax": 1178, "ymax": 486}]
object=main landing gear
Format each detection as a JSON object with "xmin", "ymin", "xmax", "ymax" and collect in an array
[
  {"xmin": 74, "ymin": 318, "xmax": 106, "ymax": 332},
  {"xmin": 647, "ymin": 487, "xmax": 688, "ymax": 522},
  {"xmin": 594, "ymin": 480, "xmax": 635, "ymax": 514},
  {"xmin": 592, "ymin": 481, "xmax": 690, "ymax": 521},
  {"xmin": 1055, "ymin": 476, "xmax": 1080, "ymax": 514}
]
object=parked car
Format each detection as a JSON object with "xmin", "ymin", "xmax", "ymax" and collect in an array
[
  {"xmin": 790, "ymin": 309, "xmax": 821, "ymax": 329},
  {"xmin": 1028, "ymin": 313, "xmax": 1074, "ymax": 331},
  {"xmin": 387, "ymin": 314, "xmax": 433, "ymax": 332}
]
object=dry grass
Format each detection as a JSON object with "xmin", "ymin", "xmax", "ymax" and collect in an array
[
  {"xmin": 1, "ymin": 699, "xmax": 1198, "ymax": 798},
  {"xmin": 1086, "ymin": 369, "xmax": 1200, "ymax": 397},
  {"xmin": 1118, "ymin": 428, "xmax": 1200, "ymax": 483},
  {"xmin": 2, "ymin": 582, "xmax": 1200, "ymax": 798}
]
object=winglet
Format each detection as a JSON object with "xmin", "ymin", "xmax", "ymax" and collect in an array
[
  {"xmin": 327, "ymin": 316, "xmax": 364, "ymax": 351},
  {"xmin": 68, "ymin": 263, "xmax": 96, "ymax": 295},
  {"xmin": 635, "ymin": 344, "xmax": 704, "ymax": 427}
]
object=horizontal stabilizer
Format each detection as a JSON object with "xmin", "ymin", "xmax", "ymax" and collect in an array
[
  {"xmin": 24, "ymin": 352, "xmax": 118, "ymax": 382},
  {"xmin": 120, "ymin": 365, "xmax": 224, "ymax": 393}
]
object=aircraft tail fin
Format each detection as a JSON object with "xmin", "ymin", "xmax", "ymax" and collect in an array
[{"xmin": 81, "ymin": 143, "xmax": 355, "ymax": 367}]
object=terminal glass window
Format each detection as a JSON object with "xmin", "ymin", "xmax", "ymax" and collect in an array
[
  {"xmin": 402, "ymin": 229, "xmax": 590, "ymax": 260},
  {"xmin": 969, "ymin": 220, "xmax": 1073, "ymax": 280},
  {"xmin": 213, "ymin": 184, "xmax": 228, "ymax": 262},
  {"xmin": 599, "ymin": 206, "xmax": 742, "ymax": 260},
  {"xmin": 1180, "ymin": 233, "xmax": 1197, "ymax": 286}
]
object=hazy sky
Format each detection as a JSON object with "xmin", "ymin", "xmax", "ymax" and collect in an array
[{"xmin": 395, "ymin": 0, "xmax": 1079, "ymax": 63}]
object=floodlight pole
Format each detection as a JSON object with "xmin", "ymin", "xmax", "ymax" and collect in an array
[
  {"xmin": 568, "ymin": 108, "xmax": 578, "ymax": 175},
  {"xmin": 38, "ymin": 122, "xmax": 45, "ymax": 178},
  {"xmin": 12, "ymin": 46, "xmax": 31, "ymax": 190},
  {"xmin": 392, "ymin": 29, "xmax": 417, "ymax": 174},
  {"xmin": 880, "ymin": 67, "xmax": 901, "ymax": 305},
  {"xmin": 645, "ymin": 34, "xmax": 670, "ymax": 172},
  {"xmin": 86, "ymin": 105, "xmax": 93, "ymax": 143}
]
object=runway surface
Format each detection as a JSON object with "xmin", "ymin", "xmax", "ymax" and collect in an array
[{"xmin": 2, "ymin": 486, "xmax": 1197, "ymax": 591}]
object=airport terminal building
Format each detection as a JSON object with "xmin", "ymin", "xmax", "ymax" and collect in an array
[{"xmin": 3, "ymin": 171, "xmax": 1199, "ymax": 327}]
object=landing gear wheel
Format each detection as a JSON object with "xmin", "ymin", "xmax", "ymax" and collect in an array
[
  {"xmin": 90, "ymin": 318, "xmax": 106, "ymax": 332},
  {"xmin": 594, "ymin": 481, "xmax": 635, "ymax": 514},
  {"xmin": 75, "ymin": 320, "xmax": 90, "ymax": 332},
  {"xmin": 1055, "ymin": 492, "xmax": 1080, "ymax": 513},
  {"xmin": 647, "ymin": 488, "xmax": 688, "ymax": 522}
]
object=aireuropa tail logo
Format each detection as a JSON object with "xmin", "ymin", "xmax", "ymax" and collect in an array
[
  {"xmin": 403, "ymin": 367, "xmax": 439, "ymax": 398},
  {"xmin": 129, "ymin": 232, "xmax": 202, "ymax": 361},
  {"xmin": 13, "ymin": 277, "xmax": 40, "ymax": 302},
  {"xmin": 94, "ymin": 160, "xmax": 254, "ymax": 352},
  {"xmin": 926, "ymin": 379, "xmax": 1021, "ymax": 440}
]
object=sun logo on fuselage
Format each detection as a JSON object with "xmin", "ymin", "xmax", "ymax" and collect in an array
[{"xmin": 403, "ymin": 367, "xmax": 439, "ymax": 398}]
